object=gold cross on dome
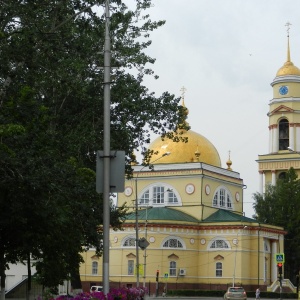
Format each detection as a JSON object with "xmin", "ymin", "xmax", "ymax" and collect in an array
[
  {"xmin": 285, "ymin": 21, "xmax": 292, "ymax": 36},
  {"xmin": 180, "ymin": 86, "xmax": 187, "ymax": 99}
]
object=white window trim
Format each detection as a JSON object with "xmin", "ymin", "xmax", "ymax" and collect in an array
[
  {"xmin": 169, "ymin": 261, "xmax": 177, "ymax": 277},
  {"xmin": 161, "ymin": 236, "xmax": 186, "ymax": 249},
  {"xmin": 216, "ymin": 262, "xmax": 222, "ymax": 277},
  {"xmin": 212, "ymin": 185, "xmax": 233, "ymax": 210},
  {"xmin": 208, "ymin": 237, "xmax": 231, "ymax": 250},
  {"xmin": 92, "ymin": 261, "xmax": 98, "ymax": 275},
  {"xmin": 139, "ymin": 182, "xmax": 182, "ymax": 207},
  {"xmin": 264, "ymin": 239, "xmax": 270, "ymax": 253},
  {"xmin": 122, "ymin": 235, "xmax": 136, "ymax": 247},
  {"xmin": 128, "ymin": 260, "xmax": 134, "ymax": 276}
]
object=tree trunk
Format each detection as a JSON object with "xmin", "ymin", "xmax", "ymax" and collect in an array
[
  {"xmin": 0, "ymin": 250, "xmax": 6, "ymax": 300},
  {"xmin": 71, "ymin": 268, "xmax": 82, "ymax": 295},
  {"xmin": 26, "ymin": 253, "xmax": 31, "ymax": 300}
]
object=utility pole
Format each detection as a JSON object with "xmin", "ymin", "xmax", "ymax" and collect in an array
[{"xmin": 102, "ymin": 0, "xmax": 111, "ymax": 295}]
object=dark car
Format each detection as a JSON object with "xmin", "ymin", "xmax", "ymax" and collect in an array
[{"xmin": 224, "ymin": 287, "xmax": 247, "ymax": 300}]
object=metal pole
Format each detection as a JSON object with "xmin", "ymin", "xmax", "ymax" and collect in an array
[
  {"xmin": 135, "ymin": 178, "xmax": 140, "ymax": 287},
  {"xmin": 233, "ymin": 237, "xmax": 237, "ymax": 287},
  {"xmin": 258, "ymin": 224, "xmax": 260, "ymax": 287},
  {"xmin": 103, "ymin": 0, "xmax": 111, "ymax": 294},
  {"xmin": 233, "ymin": 226, "xmax": 247, "ymax": 287},
  {"xmin": 143, "ymin": 207, "xmax": 148, "ymax": 288}
]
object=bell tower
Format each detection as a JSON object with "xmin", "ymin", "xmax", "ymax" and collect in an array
[{"xmin": 257, "ymin": 23, "xmax": 300, "ymax": 192}]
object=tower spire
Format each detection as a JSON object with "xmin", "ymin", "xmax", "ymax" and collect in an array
[
  {"xmin": 275, "ymin": 22, "xmax": 300, "ymax": 77},
  {"xmin": 285, "ymin": 21, "xmax": 292, "ymax": 62}
]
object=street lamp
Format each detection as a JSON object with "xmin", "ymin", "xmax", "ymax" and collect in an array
[
  {"xmin": 233, "ymin": 226, "xmax": 247, "ymax": 287},
  {"xmin": 135, "ymin": 152, "xmax": 171, "ymax": 287}
]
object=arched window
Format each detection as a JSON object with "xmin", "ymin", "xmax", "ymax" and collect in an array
[
  {"xmin": 123, "ymin": 237, "xmax": 136, "ymax": 247},
  {"xmin": 92, "ymin": 261, "xmax": 98, "ymax": 275},
  {"xmin": 162, "ymin": 237, "xmax": 185, "ymax": 249},
  {"xmin": 216, "ymin": 262, "xmax": 222, "ymax": 277},
  {"xmin": 278, "ymin": 172, "xmax": 286, "ymax": 180},
  {"xmin": 210, "ymin": 239, "xmax": 230, "ymax": 249},
  {"xmin": 139, "ymin": 183, "xmax": 181, "ymax": 207},
  {"xmin": 279, "ymin": 119, "xmax": 289, "ymax": 150},
  {"xmin": 212, "ymin": 187, "xmax": 233, "ymax": 210}
]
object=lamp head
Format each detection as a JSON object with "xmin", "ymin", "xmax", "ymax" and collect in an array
[{"xmin": 162, "ymin": 152, "xmax": 171, "ymax": 157}]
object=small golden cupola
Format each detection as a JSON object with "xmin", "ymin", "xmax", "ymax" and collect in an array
[
  {"xmin": 226, "ymin": 151, "xmax": 232, "ymax": 171},
  {"xmin": 148, "ymin": 88, "xmax": 221, "ymax": 167}
]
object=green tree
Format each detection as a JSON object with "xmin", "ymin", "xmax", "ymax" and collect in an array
[
  {"xmin": 0, "ymin": 0, "xmax": 186, "ymax": 296},
  {"xmin": 253, "ymin": 168, "xmax": 300, "ymax": 282}
]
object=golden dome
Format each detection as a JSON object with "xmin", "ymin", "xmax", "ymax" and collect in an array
[
  {"xmin": 276, "ymin": 34, "xmax": 300, "ymax": 76},
  {"xmin": 276, "ymin": 61, "xmax": 300, "ymax": 76},
  {"xmin": 148, "ymin": 129, "xmax": 221, "ymax": 167}
]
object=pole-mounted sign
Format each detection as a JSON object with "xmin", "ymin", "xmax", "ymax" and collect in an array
[{"xmin": 275, "ymin": 253, "xmax": 285, "ymax": 264}]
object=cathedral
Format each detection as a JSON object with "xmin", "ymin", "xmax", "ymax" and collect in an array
[{"xmin": 79, "ymin": 34, "xmax": 300, "ymax": 294}]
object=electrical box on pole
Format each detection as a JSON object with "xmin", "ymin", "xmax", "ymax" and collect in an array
[{"xmin": 96, "ymin": 150, "xmax": 125, "ymax": 193}]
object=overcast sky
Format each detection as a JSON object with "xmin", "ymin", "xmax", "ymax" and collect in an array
[{"xmin": 126, "ymin": 0, "xmax": 300, "ymax": 218}]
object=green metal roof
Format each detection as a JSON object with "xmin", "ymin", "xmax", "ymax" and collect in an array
[
  {"xmin": 202, "ymin": 209, "xmax": 256, "ymax": 223},
  {"xmin": 126, "ymin": 207, "xmax": 199, "ymax": 223},
  {"xmin": 126, "ymin": 208, "xmax": 256, "ymax": 224}
]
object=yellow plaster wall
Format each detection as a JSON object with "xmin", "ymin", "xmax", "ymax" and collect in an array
[
  {"xmin": 273, "ymin": 82, "xmax": 300, "ymax": 98},
  {"xmin": 119, "ymin": 167, "xmax": 244, "ymax": 221},
  {"xmin": 80, "ymin": 224, "xmax": 285, "ymax": 289}
]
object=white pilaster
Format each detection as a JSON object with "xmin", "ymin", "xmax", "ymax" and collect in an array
[
  {"xmin": 273, "ymin": 126, "xmax": 278, "ymax": 152},
  {"xmin": 271, "ymin": 241, "xmax": 278, "ymax": 282},
  {"xmin": 296, "ymin": 125, "xmax": 300, "ymax": 152},
  {"xmin": 259, "ymin": 171, "xmax": 264, "ymax": 194},
  {"xmin": 271, "ymin": 171, "xmax": 276, "ymax": 185},
  {"xmin": 289, "ymin": 125, "xmax": 295, "ymax": 150},
  {"xmin": 269, "ymin": 127, "xmax": 273, "ymax": 153}
]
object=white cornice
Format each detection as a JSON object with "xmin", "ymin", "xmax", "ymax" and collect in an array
[
  {"xmin": 271, "ymin": 75, "xmax": 300, "ymax": 86},
  {"xmin": 133, "ymin": 162, "xmax": 241, "ymax": 179},
  {"xmin": 269, "ymin": 97, "xmax": 300, "ymax": 106}
]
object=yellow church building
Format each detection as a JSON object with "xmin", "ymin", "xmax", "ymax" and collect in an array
[{"xmin": 78, "ymin": 35, "xmax": 300, "ymax": 294}]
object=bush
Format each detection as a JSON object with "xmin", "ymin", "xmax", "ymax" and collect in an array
[{"xmin": 53, "ymin": 287, "xmax": 147, "ymax": 300}]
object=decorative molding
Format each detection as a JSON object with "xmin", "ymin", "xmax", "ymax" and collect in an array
[
  {"xmin": 91, "ymin": 255, "xmax": 100, "ymax": 260},
  {"xmin": 271, "ymin": 75, "xmax": 300, "ymax": 85},
  {"xmin": 268, "ymin": 104, "xmax": 294, "ymax": 117},
  {"xmin": 214, "ymin": 255, "xmax": 224, "ymax": 260},
  {"xmin": 126, "ymin": 253, "xmax": 136, "ymax": 258},
  {"xmin": 168, "ymin": 253, "xmax": 179, "ymax": 260},
  {"xmin": 186, "ymin": 184, "xmax": 195, "ymax": 194},
  {"xmin": 269, "ymin": 124, "xmax": 278, "ymax": 129},
  {"xmin": 149, "ymin": 236, "xmax": 155, "ymax": 243},
  {"xmin": 120, "ymin": 223, "xmax": 286, "ymax": 235}
]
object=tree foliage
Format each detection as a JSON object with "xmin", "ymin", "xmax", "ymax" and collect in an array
[
  {"xmin": 0, "ymin": 0, "xmax": 185, "ymax": 293},
  {"xmin": 253, "ymin": 168, "xmax": 300, "ymax": 282}
]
